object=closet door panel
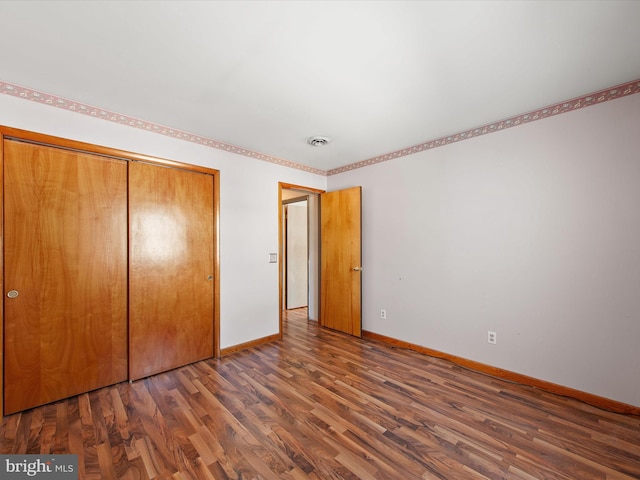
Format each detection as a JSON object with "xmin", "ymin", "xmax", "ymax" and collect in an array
[
  {"xmin": 129, "ymin": 161, "xmax": 214, "ymax": 380},
  {"xmin": 3, "ymin": 140, "xmax": 128, "ymax": 414}
]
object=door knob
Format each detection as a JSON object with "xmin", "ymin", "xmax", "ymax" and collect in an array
[
  {"xmin": 352, "ymin": 266, "xmax": 363, "ymax": 272},
  {"xmin": 6, "ymin": 290, "xmax": 19, "ymax": 298}
]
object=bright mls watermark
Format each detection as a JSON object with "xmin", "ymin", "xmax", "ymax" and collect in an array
[{"xmin": 0, "ymin": 455, "xmax": 78, "ymax": 479}]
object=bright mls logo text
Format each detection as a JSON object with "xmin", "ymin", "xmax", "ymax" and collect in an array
[
  {"xmin": 5, "ymin": 458, "xmax": 54, "ymax": 476},
  {"xmin": 1, "ymin": 455, "xmax": 78, "ymax": 479}
]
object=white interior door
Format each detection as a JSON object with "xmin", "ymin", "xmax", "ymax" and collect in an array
[{"xmin": 286, "ymin": 201, "xmax": 308, "ymax": 309}]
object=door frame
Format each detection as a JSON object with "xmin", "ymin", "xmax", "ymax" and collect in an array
[{"xmin": 278, "ymin": 182, "xmax": 324, "ymax": 336}]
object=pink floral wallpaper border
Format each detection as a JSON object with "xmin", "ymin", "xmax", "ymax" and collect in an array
[
  {"xmin": 1, "ymin": 79, "xmax": 639, "ymax": 177},
  {"xmin": 328, "ymin": 79, "xmax": 640, "ymax": 175},
  {"xmin": 0, "ymin": 81, "xmax": 326, "ymax": 176}
]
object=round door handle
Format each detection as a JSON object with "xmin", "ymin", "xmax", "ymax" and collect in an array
[
  {"xmin": 352, "ymin": 266, "xmax": 363, "ymax": 272},
  {"xmin": 7, "ymin": 290, "xmax": 19, "ymax": 299}
]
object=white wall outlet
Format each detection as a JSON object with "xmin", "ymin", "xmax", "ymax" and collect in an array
[
  {"xmin": 380, "ymin": 309, "xmax": 387, "ymax": 319},
  {"xmin": 488, "ymin": 331, "xmax": 497, "ymax": 344}
]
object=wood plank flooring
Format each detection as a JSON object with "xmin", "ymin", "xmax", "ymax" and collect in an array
[{"xmin": 2, "ymin": 308, "xmax": 639, "ymax": 479}]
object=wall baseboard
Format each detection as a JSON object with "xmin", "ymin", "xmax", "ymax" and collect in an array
[
  {"xmin": 362, "ymin": 330, "xmax": 640, "ymax": 416},
  {"xmin": 220, "ymin": 333, "xmax": 281, "ymax": 357}
]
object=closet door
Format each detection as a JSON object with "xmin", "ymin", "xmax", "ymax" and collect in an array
[
  {"xmin": 129, "ymin": 161, "xmax": 214, "ymax": 380},
  {"xmin": 3, "ymin": 140, "xmax": 128, "ymax": 415}
]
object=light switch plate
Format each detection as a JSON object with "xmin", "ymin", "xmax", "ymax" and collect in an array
[{"xmin": 269, "ymin": 253, "xmax": 277, "ymax": 263}]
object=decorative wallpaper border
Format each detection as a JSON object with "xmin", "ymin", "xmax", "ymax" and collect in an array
[
  {"xmin": 0, "ymin": 81, "xmax": 327, "ymax": 176},
  {"xmin": 2, "ymin": 79, "xmax": 639, "ymax": 177},
  {"xmin": 327, "ymin": 79, "xmax": 640, "ymax": 175}
]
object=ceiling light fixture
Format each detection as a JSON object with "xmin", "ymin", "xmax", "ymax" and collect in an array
[{"xmin": 307, "ymin": 136, "xmax": 331, "ymax": 147}]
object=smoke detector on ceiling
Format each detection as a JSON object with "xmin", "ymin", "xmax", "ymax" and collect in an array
[{"xmin": 307, "ymin": 136, "xmax": 331, "ymax": 147}]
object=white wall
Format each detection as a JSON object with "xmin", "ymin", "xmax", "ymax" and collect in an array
[
  {"xmin": 328, "ymin": 93, "xmax": 640, "ymax": 407},
  {"xmin": 0, "ymin": 94, "xmax": 327, "ymax": 349}
]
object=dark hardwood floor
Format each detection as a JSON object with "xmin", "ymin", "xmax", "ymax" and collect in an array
[{"xmin": 1, "ymin": 308, "xmax": 639, "ymax": 479}]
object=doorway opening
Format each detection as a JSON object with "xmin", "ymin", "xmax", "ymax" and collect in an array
[
  {"xmin": 279, "ymin": 183, "xmax": 362, "ymax": 338},
  {"xmin": 279, "ymin": 183, "xmax": 323, "ymax": 335}
]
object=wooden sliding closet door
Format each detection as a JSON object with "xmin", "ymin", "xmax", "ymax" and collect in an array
[
  {"xmin": 3, "ymin": 140, "xmax": 128, "ymax": 415},
  {"xmin": 129, "ymin": 161, "xmax": 215, "ymax": 380}
]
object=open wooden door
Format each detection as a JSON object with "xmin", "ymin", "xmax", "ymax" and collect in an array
[{"xmin": 320, "ymin": 186, "xmax": 362, "ymax": 336}]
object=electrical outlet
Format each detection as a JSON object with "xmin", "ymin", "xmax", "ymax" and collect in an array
[
  {"xmin": 380, "ymin": 309, "xmax": 387, "ymax": 319},
  {"xmin": 488, "ymin": 331, "xmax": 497, "ymax": 344}
]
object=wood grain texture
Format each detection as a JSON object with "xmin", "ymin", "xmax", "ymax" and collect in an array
[
  {"xmin": 1, "ymin": 127, "xmax": 221, "ymax": 415},
  {"xmin": 0, "ymin": 135, "xmax": 4, "ymax": 417},
  {"xmin": 0, "ymin": 126, "xmax": 218, "ymax": 176},
  {"xmin": 320, "ymin": 187, "xmax": 362, "ymax": 336},
  {"xmin": 3, "ymin": 140, "xmax": 128, "ymax": 415},
  {"xmin": 129, "ymin": 161, "xmax": 215, "ymax": 381},
  {"xmin": 2, "ymin": 308, "xmax": 638, "ymax": 479}
]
